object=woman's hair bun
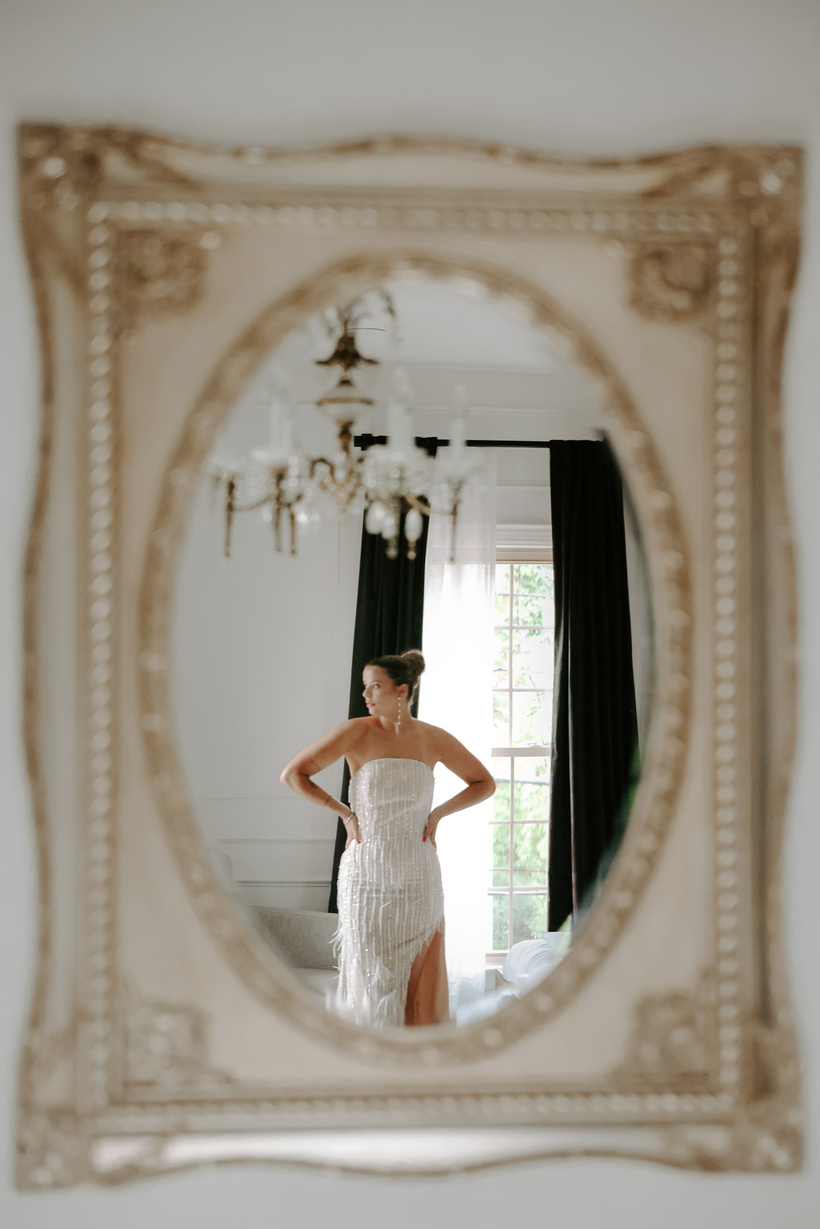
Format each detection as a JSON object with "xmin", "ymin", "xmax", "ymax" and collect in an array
[
  {"xmin": 400, "ymin": 648, "xmax": 425, "ymax": 678},
  {"xmin": 365, "ymin": 649, "xmax": 426, "ymax": 702}
]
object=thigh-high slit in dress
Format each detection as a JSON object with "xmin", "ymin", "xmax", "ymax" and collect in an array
[{"xmin": 334, "ymin": 758, "xmax": 449, "ymax": 1028}]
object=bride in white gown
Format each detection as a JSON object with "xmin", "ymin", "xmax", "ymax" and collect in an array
[{"xmin": 280, "ymin": 650, "xmax": 495, "ymax": 1028}]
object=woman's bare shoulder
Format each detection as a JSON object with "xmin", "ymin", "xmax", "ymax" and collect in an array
[
  {"xmin": 416, "ymin": 722, "xmax": 491, "ymax": 780},
  {"xmin": 328, "ymin": 716, "xmax": 377, "ymax": 745},
  {"xmin": 290, "ymin": 716, "xmax": 369, "ymax": 763},
  {"xmin": 336, "ymin": 716, "xmax": 370, "ymax": 731},
  {"xmin": 330, "ymin": 715, "xmax": 385, "ymax": 745},
  {"xmin": 415, "ymin": 721, "xmax": 460, "ymax": 749},
  {"xmin": 312, "ymin": 716, "xmax": 361, "ymax": 742}
]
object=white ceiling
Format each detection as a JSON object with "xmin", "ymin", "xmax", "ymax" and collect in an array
[
  {"xmin": 381, "ymin": 279, "xmax": 559, "ymax": 371},
  {"xmin": 228, "ymin": 275, "xmax": 606, "ymax": 449}
]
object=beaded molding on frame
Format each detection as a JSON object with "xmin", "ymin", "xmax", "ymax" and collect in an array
[
  {"xmin": 140, "ymin": 246, "xmax": 692, "ymax": 1068},
  {"xmin": 18, "ymin": 126, "xmax": 802, "ymax": 1183}
]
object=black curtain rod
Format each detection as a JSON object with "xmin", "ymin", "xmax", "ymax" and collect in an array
[
  {"xmin": 467, "ymin": 439, "xmax": 552, "ymax": 448},
  {"xmin": 354, "ymin": 434, "xmax": 553, "ymax": 450}
]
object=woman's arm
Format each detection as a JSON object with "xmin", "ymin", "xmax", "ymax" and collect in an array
[
  {"xmin": 279, "ymin": 720, "xmax": 364, "ymax": 844},
  {"xmin": 423, "ymin": 729, "xmax": 496, "ymax": 847}
]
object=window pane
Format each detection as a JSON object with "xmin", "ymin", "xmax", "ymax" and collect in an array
[
  {"xmin": 492, "ymin": 762, "xmax": 511, "ymax": 823},
  {"xmin": 514, "ymin": 563, "xmax": 553, "ymax": 597},
  {"xmin": 514, "ymin": 593, "xmax": 554, "ymax": 627},
  {"xmin": 492, "ymin": 823, "xmax": 510, "ymax": 887},
  {"xmin": 493, "ymin": 690, "xmax": 510, "ymax": 744},
  {"xmin": 522, "ymin": 755, "xmax": 551, "ymax": 782},
  {"xmin": 492, "ymin": 756, "xmax": 511, "ymax": 782},
  {"xmin": 512, "ymin": 689, "xmax": 550, "ymax": 746},
  {"xmin": 493, "ymin": 626, "xmax": 509, "ymax": 688},
  {"xmin": 492, "ymin": 894, "xmax": 509, "ymax": 950},
  {"xmin": 512, "ymin": 626, "xmax": 553, "ymax": 689},
  {"xmin": 512, "ymin": 893, "xmax": 547, "ymax": 944},
  {"xmin": 490, "ymin": 561, "xmax": 556, "ymax": 954},
  {"xmin": 514, "ymin": 767, "xmax": 550, "ymax": 822},
  {"xmin": 512, "ymin": 822, "xmax": 548, "ymax": 886}
]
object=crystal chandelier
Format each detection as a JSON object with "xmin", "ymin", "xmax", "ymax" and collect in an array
[{"xmin": 210, "ymin": 290, "xmax": 481, "ymax": 560}]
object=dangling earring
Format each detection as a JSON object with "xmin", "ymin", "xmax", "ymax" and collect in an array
[{"xmin": 397, "ymin": 696, "xmax": 403, "ymax": 729}]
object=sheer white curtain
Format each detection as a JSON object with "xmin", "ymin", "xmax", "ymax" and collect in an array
[{"xmin": 420, "ymin": 452, "xmax": 496, "ymax": 1023}]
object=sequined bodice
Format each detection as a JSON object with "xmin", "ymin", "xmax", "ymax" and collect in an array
[{"xmin": 349, "ymin": 758, "xmax": 435, "ymax": 849}]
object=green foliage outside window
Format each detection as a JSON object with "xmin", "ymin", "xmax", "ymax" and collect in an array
[{"xmin": 490, "ymin": 562, "xmax": 554, "ymax": 953}]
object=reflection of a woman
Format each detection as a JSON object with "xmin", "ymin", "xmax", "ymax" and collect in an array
[{"xmin": 280, "ymin": 650, "xmax": 495, "ymax": 1028}]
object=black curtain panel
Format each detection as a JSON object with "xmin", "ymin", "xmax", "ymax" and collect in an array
[
  {"xmin": 327, "ymin": 438, "xmax": 438, "ymax": 913},
  {"xmin": 547, "ymin": 440, "xmax": 639, "ymax": 931}
]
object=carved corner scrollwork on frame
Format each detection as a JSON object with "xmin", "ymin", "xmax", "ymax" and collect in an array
[
  {"xmin": 618, "ymin": 980, "xmax": 803, "ymax": 1172},
  {"xmin": 18, "ymin": 125, "xmax": 105, "ymax": 215},
  {"xmin": 122, "ymin": 986, "xmax": 235, "ymax": 1093},
  {"xmin": 18, "ymin": 123, "xmax": 194, "ymax": 209},
  {"xmin": 112, "ymin": 228, "xmax": 211, "ymax": 332},
  {"xmin": 639, "ymin": 144, "xmax": 802, "ymax": 222},
  {"xmin": 629, "ymin": 144, "xmax": 802, "ymax": 325},
  {"xmin": 16, "ymin": 1109, "xmax": 93, "ymax": 1191},
  {"xmin": 659, "ymin": 1092, "xmax": 803, "ymax": 1174},
  {"xmin": 18, "ymin": 123, "xmax": 215, "ymax": 315},
  {"xmin": 617, "ymin": 972, "xmax": 719, "ymax": 1087},
  {"xmin": 629, "ymin": 243, "xmax": 717, "ymax": 323},
  {"xmin": 15, "ymin": 987, "xmax": 237, "ymax": 1190}
]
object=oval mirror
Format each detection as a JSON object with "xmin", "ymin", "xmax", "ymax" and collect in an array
[{"xmin": 171, "ymin": 276, "xmax": 653, "ymax": 1030}]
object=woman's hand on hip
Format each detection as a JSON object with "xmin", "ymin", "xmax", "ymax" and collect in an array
[
  {"xmin": 423, "ymin": 809, "xmax": 441, "ymax": 848},
  {"xmin": 343, "ymin": 812, "xmax": 360, "ymax": 850}
]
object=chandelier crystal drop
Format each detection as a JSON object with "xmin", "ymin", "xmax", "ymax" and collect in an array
[{"xmin": 209, "ymin": 290, "xmax": 482, "ymax": 560}]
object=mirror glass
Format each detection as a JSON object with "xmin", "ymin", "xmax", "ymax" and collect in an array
[{"xmin": 171, "ymin": 277, "xmax": 653, "ymax": 1029}]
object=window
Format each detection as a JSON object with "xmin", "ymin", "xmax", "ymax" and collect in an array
[{"xmin": 490, "ymin": 561, "xmax": 555, "ymax": 954}]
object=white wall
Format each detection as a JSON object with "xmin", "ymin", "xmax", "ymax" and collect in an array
[
  {"xmin": 2, "ymin": 1, "xmax": 819, "ymax": 1225},
  {"xmin": 173, "ymin": 377, "xmax": 362, "ymax": 913}
]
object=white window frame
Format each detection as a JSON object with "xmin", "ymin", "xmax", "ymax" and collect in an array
[{"xmin": 489, "ymin": 534, "xmax": 554, "ymax": 958}]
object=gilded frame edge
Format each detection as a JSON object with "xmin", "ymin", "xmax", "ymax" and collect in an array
[{"xmin": 15, "ymin": 125, "xmax": 803, "ymax": 1184}]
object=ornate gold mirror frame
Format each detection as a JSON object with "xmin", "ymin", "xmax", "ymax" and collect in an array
[{"xmin": 18, "ymin": 125, "xmax": 802, "ymax": 1184}]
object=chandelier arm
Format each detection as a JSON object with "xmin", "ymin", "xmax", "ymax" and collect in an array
[
  {"xmin": 404, "ymin": 493, "xmax": 431, "ymax": 518},
  {"xmin": 273, "ymin": 482, "xmax": 282, "ymax": 553},
  {"xmin": 311, "ymin": 455, "xmax": 363, "ymax": 504},
  {"xmin": 449, "ymin": 499, "xmax": 461, "ymax": 565},
  {"xmin": 229, "ymin": 494, "xmax": 280, "ymax": 515},
  {"xmin": 221, "ymin": 475, "xmax": 305, "ymax": 557},
  {"xmin": 449, "ymin": 505, "xmax": 458, "ymax": 565},
  {"xmin": 224, "ymin": 477, "xmax": 236, "ymax": 559}
]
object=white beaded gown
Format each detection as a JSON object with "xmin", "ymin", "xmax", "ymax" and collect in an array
[{"xmin": 334, "ymin": 758, "xmax": 447, "ymax": 1029}]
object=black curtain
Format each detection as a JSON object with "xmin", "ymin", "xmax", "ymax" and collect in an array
[
  {"xmin": 547, "ymin": 440, "xmax": 639, "ymax": 931},
  {"xmin": 327, "ymin": 437, "xmax": 438, "ymax": 913}
]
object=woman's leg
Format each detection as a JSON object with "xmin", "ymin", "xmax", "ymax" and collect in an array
[{"xmin": 404, "ymin": 928, "xmax": 449, "ymax": 1026}]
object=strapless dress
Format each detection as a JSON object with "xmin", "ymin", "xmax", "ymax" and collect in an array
[{"xmin": 334, "ymin": 758, "xmax": 448, "ymax": 1028}]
